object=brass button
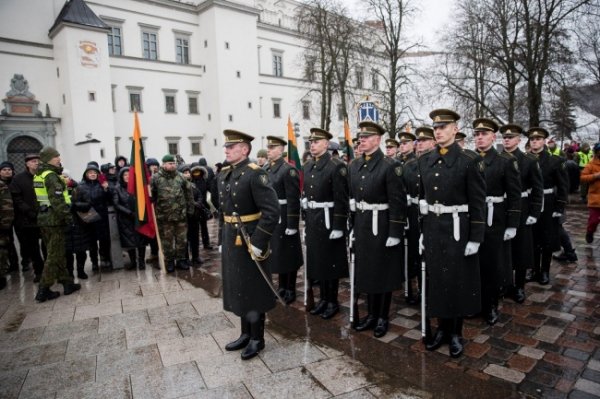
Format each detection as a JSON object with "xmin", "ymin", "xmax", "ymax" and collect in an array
[
  {"xmin": 435, "ymin": 173, "xmax": 439, "ymax": 176},
  {"xmin": 434, "ymin": 187, "xmax": 438, "ymax": 190}
]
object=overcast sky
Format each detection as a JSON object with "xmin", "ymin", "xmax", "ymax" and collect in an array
[{"xmin": 344, "ymin": 0, "xmax": 455, "ymax": 50}]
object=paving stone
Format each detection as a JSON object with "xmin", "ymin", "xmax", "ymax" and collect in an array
[
  {"xmin": 504, "ymin": 332, "xmax": 538, "ymax": 347},
  {"xmin": 483, "ymin": 364, "xmax": 525, "ymax": 384},
  {"xmin": 157, "ymin": 334, "xmax": 222, "ymax": 367},
  {"xmin": 163, "ymin": 288, "xmax": 211, "ymax": 305},
  {"xmin": 528, "ymin": 367, "xmax": 561, "ymax": 387},
  {"xmin": 190, "ymin": 298, "xmax": 224, "ymax": 315},
  {"xmin": 259, "ymin": 339, "xmax": 328, "ymax": 372},
  {"xmin": 518, "ymin": 346, "xmax": 546, "ymax": 360},
  {"xmin": 464, "ymin": 342, "xmax": 490, "ymax": 359},
  {"xmin": 20, "ymin": 355, "xmax": 97, "ymax": 397},
  {"xmin": 573, "ymin": 379, "xmax": 600, "ymax": 397},
  {"xmin": 543, "ymin": 309, "xmax": 577, "ymax": 322},
  {"xmin": 582, "ymin": 369, "xmax": 600, "ymax": 384},
  {"xmin": 484, "ymin": 347, "xmax": 513, "ymax": 362},
  {"xmin": 336, "ymin": 388, "xmax": 378, "ymax": 398},
  {"xmin": 544, "ymin": 352, "xmax": 585, "ymax": 371},
  {"xmin": 177, "ymin": 312, "xmax": 233, "ymax": 337},
  {"xmin": 589, "ymin": 359, "xmax": 600, "ymax": 372},
  {"xmin": 177, "ymin": 384, "xmax": 252, "ymax": 399},
  {"xmin": 0, "ymin": 340, "xmax": 67, "ymax": 372},
  {"xmin": 567, "ymin": 290, "xmax": 595, "ymax": 299},
  {"xmin": 66, "ymin": 329, "xmax": 127, "ymax": 359},
  {"xmin": 554, "ymin": 377, "xmax": 575, "ymax": 393},
  {"xmin": 19, "ymin": 308, "xmax": 75, "ymax": 330},
  {"xmin": 305, "ymin": 356, "xmax": 387, "ymax": 396},
  {"xmin": 487, "ymin": 336, "xmax": 520, "ymax": 352},
  {"xmin": 534, "ymin": 325, "xmax": 564, "ymax": 343},
  {"xmin": 569, "ymin": 390, "xmax": 600, "ymax": 399},
  {"xmin": 96, "ymin": 344, "xmax": 163, "ymax": 382},
  {"xmin": 122, "ymin": 294, "xmax": 167, "ymax": 313},
  {"xmin": 126, "ymin": 318, "xmax": 183, "ymax": 349},
  {"xmin": 140, "ymin": 281, "xmax": 183, "ymax": 296},
  {"xmin": 396, "ymin": 307, "xmax": 418, "ymax": 317},
  {"xmin": 97, "ymin": 309, "xmax": 150, "ymax": 334},
  {"xmin": 57, "ymin": 377, "xmax": 132, "ymax": 399},
  {"xmin": 130, "ymin": 361, "xmax": 206, "ymax": 398},
  {"xmin": 0, "ymin": 368, "xmax": 28, "ymax": 399},
  {"xmin": 147, "ymin": 302, "xmax": 199, "ymax": 324},
  {"xmin": 402, "ymin": 329, "xmax": 422, "ymax": 341},
  {"xmin": 529, "ymin": 291, "xmax": 554, "ymax": 303},
  {"xmin": 390, "ymin": 316, "xmax": 419, "ymax": 329},
  {"xmin": 196, "ymin": 352, "xmax": 271, "ymax": 388},
  {"xmin": 0, "ymin": 326, "xmax": 45, "ymax": 350},
  {"xmin": 507, "ymin": 354, "xmax": 537, "ymax": 373},
  {"xmin": 472, "ymin": 334, "xmax": 490, "ymax": 344},
  {"xmin": 564, "ymin": 348, "xmax": 591, "ymax": 362},
  {"xmin": 73, "ymin": 299, "xmax": 122, "ymax": 321},
  {"xmin": 244, "ymin": 366, "xmax": 331, "ymax": 399}
]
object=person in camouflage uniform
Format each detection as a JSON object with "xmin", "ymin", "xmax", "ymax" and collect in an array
[
  {"xmin": 0, "ymin": 177, "xmax": 14, "ymax": 290},
  {"xmin": 151, "ymin": 154, "xmax": 194, "ymax": 272},
  {"xmin": 34, "ymin": 147, "xmax": 80, "ymax": 302}
]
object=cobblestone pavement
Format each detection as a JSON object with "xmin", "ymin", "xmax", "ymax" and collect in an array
[{"xmin": 0, "ymin": 200, "xmax": 598, "ymax": 398}]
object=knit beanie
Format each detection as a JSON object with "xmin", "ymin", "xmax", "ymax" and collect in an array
[{"xmin": 39, "ymin": 146, "xmax": 60, "ymax": 163}]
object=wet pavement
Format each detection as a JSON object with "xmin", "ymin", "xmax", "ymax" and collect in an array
[{"xmin": 0, "ymin": 199, "xmax": 599, "ymax": 398}]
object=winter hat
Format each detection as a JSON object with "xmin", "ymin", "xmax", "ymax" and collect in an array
[
  {"xmin": 0, "ymin": 161, "xmax": 14, "ymax": 171},
  {"xmin": 178, "ymin": 164, "xmax": 191, "ymax": 173},
  {"xmin": 84, "ymin": 164, "xmax": 100, "ymax": 174},
  {"xmin": 39, "ymin": 146, "xmax": 60, "ymax": 163},
  {"xmin": 162, "ymin": 154, "xmax": 175, "ymax": 163},
  {"xmin": 24, "ymin": 153, "xmax": 40, "ymax": 162},
  {"xmin": 146, "ymin": 158, "xmax": 159, "ymax": 167}
]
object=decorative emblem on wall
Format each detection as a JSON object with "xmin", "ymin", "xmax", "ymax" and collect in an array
[{"xmin": 79, "ymin": 41, "xmax": 100, "ymax": 68}]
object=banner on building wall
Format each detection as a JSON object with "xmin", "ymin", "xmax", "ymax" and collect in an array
[
  {"xmin": 357, "ymin": 100, "xmax": 379, "ymax": 123},
  {"xmin": 79, "ymin": 41, "xmax": 100, "ymax": 68}
]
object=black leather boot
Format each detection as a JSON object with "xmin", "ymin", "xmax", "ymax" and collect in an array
[
  {"xmin": 284, "ymin": 272, "xmax": 297, "ymax": 305},
  {"xmin": 35, "ymin": 286, "xmax": 60, "ymax": 302},
  {"xmin": 225, "ymin": 317, "xmax": 251, "ymax": 351},
  {"xmin": 137, "ymin": 248, "xmax": 146, "ymax": 270},
  {"xmin": 63, "ymin": 282, "xmax": 81, "ymax": 295},
  {"xmin": 374, "ymin": 292, "xmax": 392, "ymax": 338},
  {"xmin": 166, "ymin": 259, "xmax": 175, "ymax": 273},
  {"xmin": 528, "ymin": 248, "xmax": 541, "ymax": 282},
  {"xmin": 513, "ymin": 287, "xmax": 526, "ymax": 304},
  {"xmin": 176, "ymin": 259, "xmax": 190, "ymax": 270},
  {"xmin": 355, "ymin": 294, "xmax": 378, "ymax": 331},
  {"xmin": 241, "ymin": 313, "xmax": 265, "ymax": 360},
  {"xmin": 127, "ymin": 249, "xmax": 137, "ymax": 270},
  {"xmin": 422, "ymin": 317, "xmax": 433, "ymax": 345},
  {"xmin": 486, "ymin": 304, "xmax": 499, "ymax": 326},
  {"xmin": 449, "ymin": 318, "xmax": 464, "ymax": 358},
  {"xmin": 426, "ymin": 319, "xmax": 447, "ymax": 351},
  {"xmin": 310, "ymin": 281, "xmax": 328, "ymax": 315},
  {"xmin": 321, "ymin": 280, "xmax": 339, "ymax": 319},
  {"xmin": 539, "ymin": 249, "xmax": 551, "ymax": 285}
]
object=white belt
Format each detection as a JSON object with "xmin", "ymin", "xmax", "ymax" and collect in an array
[
  {"xmin": 304, "ymin": 200, "xmax": 335, "ymax": 229},
  {"xmin": 485, "ymin": 196, "xmax": 505, "ymax": 227},
  {"xmin": 522, "ymin": 189, "xmax": 532, "ymax": 198},
  {"xmin": 541, "ymin": 187, "xmax": 556, "ymax": 212},
  {"xmin": 278, "ymin": 199, "xmax": 287, "ymax": 205},
  {"xmin": 407, "ymin": 195, "xmax": 419, "ymax": 205},
  {"xmin": 427, "ymin": 203, "xmax": 469, "ymax": 241},
  {"xmin": 356, "ymin": 201, "xmax": 389, "ymax": 236}
]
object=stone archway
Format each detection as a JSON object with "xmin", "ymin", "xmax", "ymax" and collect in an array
[{"xmin": 6, "ymin": 135, "xmax": 43, "ymax": 173}]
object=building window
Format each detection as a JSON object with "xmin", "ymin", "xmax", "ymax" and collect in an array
[
  {"xmin": 248, "ymin": 102, "xmax": 252, "ymax": 109},
  {"xmin": 371, "ymin": 70, "xmax": 379, "ymax": 91},
  {"xmin": 107, "ymin": 26, "xmax": 122, "ymax": 56},
  {"xmin": 175, "ymin": 36, "xmax": 189, "ymax": 64},
  {"xmin": 236, "ymin": 71, "xmax": 241, "ymax": 78},
  {"xmin": 127, "ymin": 86, "xmax": 143, "ymax": 112},
  {"xmin": 88, "ymin": 91, "xmax": 96, "ymax": 102},
  {"xmin": 302, "ymin": 101, "xmax": 310, "ymax": 120},
  {"xmin": 272, "ymin": 99, "xmax": 281, "ymax": 118},
  {"xmin": 228, "ymin": 115, "xmax": 233, "ymax": 122},
  {"xmin": 189, "ymin": 137, "xmax": 203, "ymax": 155},
  {"xmin": 355, "ymin": 67, "xmax": 364, "ymax": 89},
  {"xmin": 188, "ymin": 97, "xmax": 198, "ymax": 114},
  {"xmin": 142, "ymin": 31, "xmax": 158, "ymax": 60},
  {"xmin": 166, "ymin": 137, "xmax": 181, "ymax": 155},
  {"xmin": 165, "ymin": 95, "xmax": 175, "ymax": 113},
  {"xmin": 272, "ymin": 52, "xmax": 283, "ymax": 77},
  {"xmin": 111, "ymin": 85, "xmax": 116, "ymax": 112},
  {"xmin": 225, "ymin": 42, "xmax": 229, "ymax": 49}
]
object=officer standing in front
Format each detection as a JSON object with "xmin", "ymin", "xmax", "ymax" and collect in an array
[
  {"xmin": 218, "ymin": 130, "xmax": 280, "ymax": 360},
  {"xmin": 34, "ymin": 146, "xmax": 81, "ymax": 302},
  {"xmin": 418, "ymin": 109, "xmax": 486, "ymax": 358},
  {"xmin": 472, "ymin": 118, "xmax": 521, "ymax": 325},
  {"xmin": 349, "ymin": 121, "xmax": 406, "ymax": 338},
  {"xmin": 501, "ymin": 124, "xmax": 543, "ymax": 303},
  {"xmin": 263, "ymin": 136, "xmax": 303, "ymax": 304},
  {"xmin": 303, "ymin": 128, "xmax": 349, "ymax": 320},
  {"xmin": 527, "ymin": 127, "xmax": 568, "ymax": 285}
]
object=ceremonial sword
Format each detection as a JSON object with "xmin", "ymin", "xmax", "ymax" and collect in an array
[{"xmin": 232, "ymin": 212, "xmax": 287, "ymax": 306}]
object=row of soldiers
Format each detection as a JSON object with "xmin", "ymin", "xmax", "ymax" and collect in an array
[{"xmin": 214, "ymin": 107, "xmax": 568, "ymax": 361}]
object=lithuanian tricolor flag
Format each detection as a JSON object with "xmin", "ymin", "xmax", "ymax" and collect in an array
[
  {"xmin": 287, "ymin": 115, "xmax": 303, "ymax": 187},
  {"xmin": 127, "ymin": 112, "xmax": 156, "ymax": 238},
  {"xmin": 344, "ymin": 117, "xmax": 354, "ymax": 161}
]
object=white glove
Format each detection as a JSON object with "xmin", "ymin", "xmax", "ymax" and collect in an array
[
  {"xmin": 329, "ymin": 230, "xmax": 343, "ymax": 240},
  {"xmin": 464, "ymin": 241, "xmax": 480, "ymax": 256},
  {"xmin": 251, "ymin": 245, "xmax": 263, "ymax": 258},
  {"xmin": 503, "ymin": 227, "xmax": 517, "ymax": 241},
  {"xmin": 218, "ymin": 245, "xmax": 222, "ymax": 253},
  {"xmin": 285, "ymin": 228, "xmax": 297, "ymax": 235},
  {"xmin": 385, "ymin": 237, "xmax": 400, "ymax": 247},
  {"xmin": 419, "ymin": 234, "xmax": 424, "ymax": 255},
  {"xmin": 525, "ymin": 216, "xmax": 537, "ymax": 225},
  {"xmin": 552, "ymin": 212, "xmax": 562, "ymax": 218}
]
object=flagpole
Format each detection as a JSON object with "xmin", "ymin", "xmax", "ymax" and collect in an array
[{"xmin": 150, "ymin": 201, "xmax": 166, "ymax": 274}]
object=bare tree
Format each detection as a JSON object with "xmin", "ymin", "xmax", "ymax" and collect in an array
[
  {"xmin": 365, "ymin": 0, "xmax": 419, "ymax": 138},
  {"xmin": 576, "ymin": 14, "xmax": 600, "ymax": 84}
]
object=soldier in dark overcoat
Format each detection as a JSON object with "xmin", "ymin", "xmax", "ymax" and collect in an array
[
  {"xmin": 263, "ymin": 136, "xmax": 303, "ymax": 305},
  {"xmin": 527, "ymin": 127, "xmax": 568, "ymax": 285},
  {"xmin": 501, "ymin": 124, "xmax": 543, "ymax": 303},
  {"xmin": 218, "ymin": 130, "xmax": 280, "ymax": 360},
  {"xmin": 472, "ymin": 118, "xmax": 522, "ymax": 325},
  {"xmin": 418, "ymin": 109, "xmax": 486, "ymax": 358},
  {"xmin": 384, "ymin": 138, "xmax": 399, "ymax": 159},
  {"xmin": 302, "ymin": 128, "xmax": 349, "ymax": 320},
  {"xmin": 349, "ymin": 121, "xmax": 407, "ymax": 338}
]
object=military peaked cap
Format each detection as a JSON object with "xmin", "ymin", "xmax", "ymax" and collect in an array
[
  {"xmin": 223, "ymin": 129, "xmax": 254, "ymax": 146},
  {"xmin": 472, "ymin": 118, "xmax": 499, "ymax": 132}
]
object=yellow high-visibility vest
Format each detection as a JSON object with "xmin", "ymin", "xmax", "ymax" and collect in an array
[{"xmin": 33, "ymin": 170, "xmax": 71, "ymax": 206}]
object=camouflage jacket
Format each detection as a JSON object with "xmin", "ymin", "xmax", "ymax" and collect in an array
[
  {"xmin": 0, "ymin": 180, "xmax": 14, "ymax": 234},
  {"xmin": 151, "ymin": 168, "xmax": 194, "ymax": 222},
  {"xmin": 36, "ymin": 163, "xmax": 72, "ymax": 227}
]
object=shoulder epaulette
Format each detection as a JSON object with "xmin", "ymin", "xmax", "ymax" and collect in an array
[
  {"xmin": 404, "ymin": 157, "xmax": 417, "ymax": 166},
  {"xmin": 221, "ymin": 166, "xmax": 231, "ymax": 172},
  {"xmin": 525, "ymin": 153, "xmax": 538, "ymax": 161},
  {"xmin": 248, "ymin": 163, "xmax": 260, "ymax": 170},
  {"xmin": 330, "ymin": 157, "xmax": 343, "ymax": 165},
  {"xmin": 499, "ymin": 151, "xmax": 515, "ymax": 160}
]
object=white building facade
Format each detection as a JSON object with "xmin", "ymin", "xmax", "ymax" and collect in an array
[{"xmin": 0, "ymin": 0, "xmax": 386, "ymax": 175}]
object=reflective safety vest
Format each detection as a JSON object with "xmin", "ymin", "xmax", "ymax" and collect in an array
[
  {"xmin": 579, "ymin": 151, "xmax": 593, "ymax": 168},
  {"xmin": 549, "ymin": 147, "xmax": 562, "ymax": 157},
  {"xmin": 33, "ymin": 170, "xmax": 71, "ymax": 206}
]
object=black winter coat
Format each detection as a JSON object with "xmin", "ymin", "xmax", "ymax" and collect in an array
[
  {"xmin": 66, "ymin": 182, "xmax": 92, "ymax": 253},
  {"xmin": 72, "ymin": 177, "xmax": 112, "ymax": 242},
  {"xmin": 113, "ymin": 181, "xmax": 144, "ymax": 248},
  {"xmin": 9, "ymin": 170, "xmax": 38, "ymax": 228}
]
